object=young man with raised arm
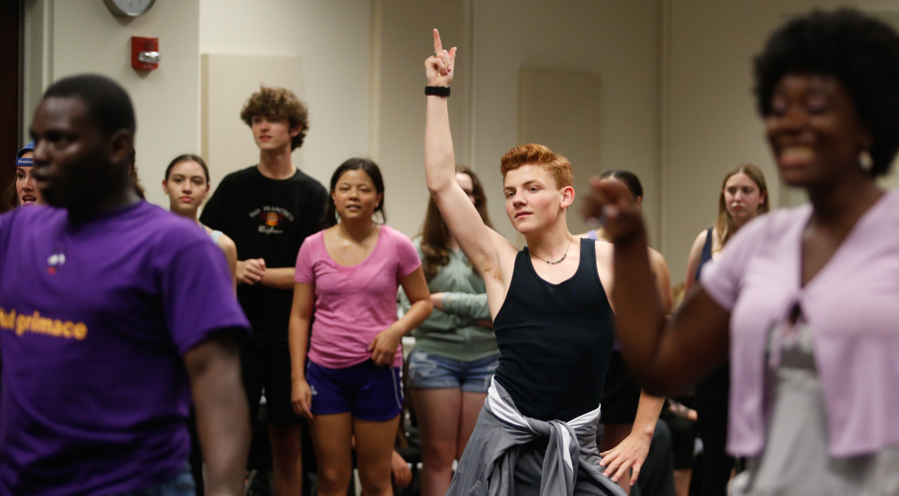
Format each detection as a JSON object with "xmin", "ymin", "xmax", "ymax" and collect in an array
[
  {"xmin": 424, "ymin": 31, "xmax": 664, "ymax": 496},
  {"xmin": 200, "ymin": 86, "xmax": 328, "ymax": 496}
]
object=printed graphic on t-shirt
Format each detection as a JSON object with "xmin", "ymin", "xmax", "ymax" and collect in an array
[
  {"xmin": 0, "ymin": 307, "xmax": 89, "ymax": 340},
  {"xmin": 249, "ymin": 206, "xmax": 296, "ymax": 235}
]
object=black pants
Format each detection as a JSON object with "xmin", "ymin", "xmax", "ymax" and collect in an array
[
  {"xmin": 695, "ymin": 364, "xmax": 734, "ymax": 496},
  {"xmin": 636, "ymin": 419, "xmax": 677, "ymax": 496}
]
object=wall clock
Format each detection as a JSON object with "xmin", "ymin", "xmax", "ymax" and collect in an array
[{"xmin": 103, "ymin": 0, "xmax": 156, "ymax": 17}]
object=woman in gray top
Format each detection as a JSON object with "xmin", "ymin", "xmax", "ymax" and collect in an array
[{"xmin": 400, "ymin": 166, "xmax": 498, "ymax": 496}]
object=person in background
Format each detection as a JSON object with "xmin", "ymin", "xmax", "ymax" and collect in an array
[
  {"xmin": 289, "ymin": 158, "xmax": 432, "ymax": 496},
  {"xmin": 585, "ymin": 9, "xmax": 899, "ymax": 495},
  {"xmin": 399, "ymin": 165, "xmax": 497, "ymax": 496},
  {"xmin": 163, "ymin": 153, "xmax": 238, "ymax": 288},
  {"xmin": 683, "ymin": 163, "xmax": 768, "ymax": 496},
  {"xmin": 4, "ymin": 141, "xmax": 45, "ymax": 209},
  {"xmin": 164, "ymin": 153, "xmax": 240, "ymax": 495},
  {"xmin": 200, "ymin": 85, "xmax": 328, "ymax": 496},
  {"xmin": 0, "ymin": 73, "xmax": 250, "ymax": 495},
  {"xmin": 580, "ymin": 170, "xmax": 673, "ymax": 495},
  {"xmin": 128, "ymin": 150, "xmax": 147, "ymax": 200}
]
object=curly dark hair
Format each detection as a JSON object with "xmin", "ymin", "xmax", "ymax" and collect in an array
[
  {"xmin": 240, "ymin": 86, "xmax": 309, "ymax": 150},
  {"xmin": 753, "ymin": 9, "xmax": 899, "ymax": 177}
]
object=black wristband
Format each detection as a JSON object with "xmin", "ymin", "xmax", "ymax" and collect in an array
[{"xmin": 425, "ymin": 86, "xmax": 451, "ymax": 97}]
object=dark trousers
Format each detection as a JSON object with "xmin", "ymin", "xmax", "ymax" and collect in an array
[{"xmin": 695, "ymin": 364, "xmax": 734, "ymax": 496}]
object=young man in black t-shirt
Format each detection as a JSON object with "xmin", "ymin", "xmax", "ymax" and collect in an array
[{"xmin": 201, "ymin": 86, "xmax": 327, "ymax": 496}]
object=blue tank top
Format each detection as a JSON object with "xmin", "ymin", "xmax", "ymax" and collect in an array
[
  {"xmin": 492, "ymin": 239, "xmax": 616, "ymax": 421},
  {"xmin": 208, "ymin": 229, "xmax": 223, "ymax": 245},
  {"xmin": 694, "ymin": 227, "xmax": 714, "ymax": 282}
]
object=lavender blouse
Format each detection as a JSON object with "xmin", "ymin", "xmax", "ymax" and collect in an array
[{"xmin": 701, "ymin": 190, "xmax": 899, "ymax": 458}]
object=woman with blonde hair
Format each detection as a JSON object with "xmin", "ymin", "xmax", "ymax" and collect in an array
[
  {"xmin": 686, "ymin": 164, "xmax": 769, "ymax": 290},
  {"xmin": 683, "ymin": 163, "xmax": 768, "ymax": 495}
]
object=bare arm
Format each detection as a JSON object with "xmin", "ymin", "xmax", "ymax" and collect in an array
[
  {"xmin": 425, "ymin": 30, "xmax": 511, "ymax": 279},
  {"xmin": 261, "ymin": 267, "xmax": 297, "ymax": 290},
  {"xmin": 684, "ymin": 231, "xmax": 707, "ymax": 293},
  {"xmin": 584, "ymin": 178, "xmax": 731, "ymax": 395},
  {"xmin": 599, "ymin": 249, "xmax": 670, "ymax": 485},
  {"xmin": 599, "ymin": 393, "xmax": 666, "ymax": 485},
  {"xmin": 289, "ymin": 282, "xmax": 315, "ymax": 419},
  {"xmin": 184, "ymin": 332, "xmax": 250, "ymax": 496},
  {"xmin": 217, "ymin": 234, "xmax": 238, "ymax": 292},
  {"xmin": 369, "ymin": 267, "xmax": 433, "ymax": 366},
  {"xmin": 650, "ymin": 249, "xmax": 673, "ymax": 314}
]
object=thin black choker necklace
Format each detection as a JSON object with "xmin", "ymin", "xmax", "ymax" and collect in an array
[{"xmin": 530, "ymin": 235, "xmax": 572, "ymax": 265}]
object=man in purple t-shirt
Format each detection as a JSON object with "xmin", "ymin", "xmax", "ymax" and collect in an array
[{"xmin": 0, "ymin": 75, "xmax": 251, "ymax": 495}]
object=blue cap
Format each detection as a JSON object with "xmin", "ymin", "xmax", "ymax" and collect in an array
[{"xmin": 16, "ymin": 142, "xmax": 35, "ymax": 167}]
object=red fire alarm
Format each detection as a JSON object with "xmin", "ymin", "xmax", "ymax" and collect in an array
[{"xmin": 131, "ymin": 37, "xmax": 160, "ymax": 71}]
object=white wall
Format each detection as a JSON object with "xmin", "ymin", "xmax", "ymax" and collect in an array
[
  {"xmin": 661, "ymin": 0, "xmax": 899, "ymax": 282},
  {"xmin": 199, "ymin": 0, "xmax": 373, "ymax": 193},
  {"xmin": 23, "ymin": 0, "xmax": 201, "ymax": 208}
]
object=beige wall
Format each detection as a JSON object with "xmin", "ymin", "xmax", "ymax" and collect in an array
[
  {"xmin": 197, "ymin": 0, "xmax": 662, "ymax": 243},
  {"xmin": 27, "ymin": 1, "xmax": 899, "ymax": 282},
  {"xmin": 199, "ymin": 0, "xmax": 373, "ymax": 194},
  {"xmin": 472, "ymin": 0, "xmax": 662, "ymax": 244},
  {"xmin": 374, "ymin": 0, "xmax": 471, "ymax": 238},
  {"xmin": 22, "ymin": 0, "xmax": 201, "ymax": 208},
  {"xmin": 660, "ymin": 0, "xmax": 899, "ymax": 283}
]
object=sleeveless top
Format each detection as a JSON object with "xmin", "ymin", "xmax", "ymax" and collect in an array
[
  {"xmin": 492, "ymin": 239, "xmax": 616, "ymax": 421},
  {"xmin": 208, "ymin": 229, "xmax": 223, "ymax": 245},
  {"xmin": 694, "ymin": 227, "xmax": 714, "ymax": 282}
]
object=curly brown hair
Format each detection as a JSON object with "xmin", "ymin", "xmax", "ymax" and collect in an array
[{"xmin": 240, "ymin": 86, "xmax": 310, "ymax": 150}]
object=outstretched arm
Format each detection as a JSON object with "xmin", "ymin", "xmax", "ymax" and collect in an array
[
  {"xmin": 425, "ymin": 30, "xmax": 509, "ymax": 279},
  {"xmin": 583, "ymin": 178, "xmax": 731, "ymax": 395}
]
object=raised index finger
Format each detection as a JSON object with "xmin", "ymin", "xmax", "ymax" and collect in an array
[{"xmin": 433, "ymin": 29, "xmax": 443, "ymax": 54}]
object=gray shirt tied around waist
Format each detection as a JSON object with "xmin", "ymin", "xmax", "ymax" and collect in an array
[{"xmin": 447, "ymin": 379, "xmax": 626, "ymax": 496}]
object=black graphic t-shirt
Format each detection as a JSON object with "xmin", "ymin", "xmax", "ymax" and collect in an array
[{"xmin": 201, "ymin": 165, "xmax": 328, "ymax": 343}]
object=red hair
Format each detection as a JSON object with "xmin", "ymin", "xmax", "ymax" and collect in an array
[{"xmin": 500, "ymin": 144, "xmax": 573, "ymax": 189}]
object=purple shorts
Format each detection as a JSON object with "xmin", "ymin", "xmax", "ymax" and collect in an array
[{"xmin": 306, "ymin": 360, "xmax": 404, "ymax": 421}]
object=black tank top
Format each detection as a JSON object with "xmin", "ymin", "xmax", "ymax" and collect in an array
[{"xmin": 492, "ymin": 239, "xmax": 616, "ymax": 421}]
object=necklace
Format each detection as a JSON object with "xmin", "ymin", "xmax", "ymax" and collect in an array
[{"xmin": 530, "ymin": 235, "xmax": 573, "ymax": 265}]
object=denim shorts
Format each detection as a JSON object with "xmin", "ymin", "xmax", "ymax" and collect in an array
[
  {"xmin": 407, "ymin": 349, "xmax": 500, "ymax": 393},
  {"xmin": 112, "ymin": 465, "xmax": 195, "ymax": 496}
]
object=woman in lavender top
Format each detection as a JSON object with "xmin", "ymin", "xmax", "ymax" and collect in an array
[
  {"xmin": 163, "ymin": 154, "xmax": 238, "ymax": 288},
  {"xmin": 586, "ymin": 9, "xmax": 899, "ymax": 494}
]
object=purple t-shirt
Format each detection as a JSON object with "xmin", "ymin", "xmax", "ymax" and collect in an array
[
  {"xmin": 0, "ymin": 202, "xmax": 249, "ymax": 495},
  {"xmin": 295, "ymin": 225, "xmax": 421, "ymax": 369}
]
